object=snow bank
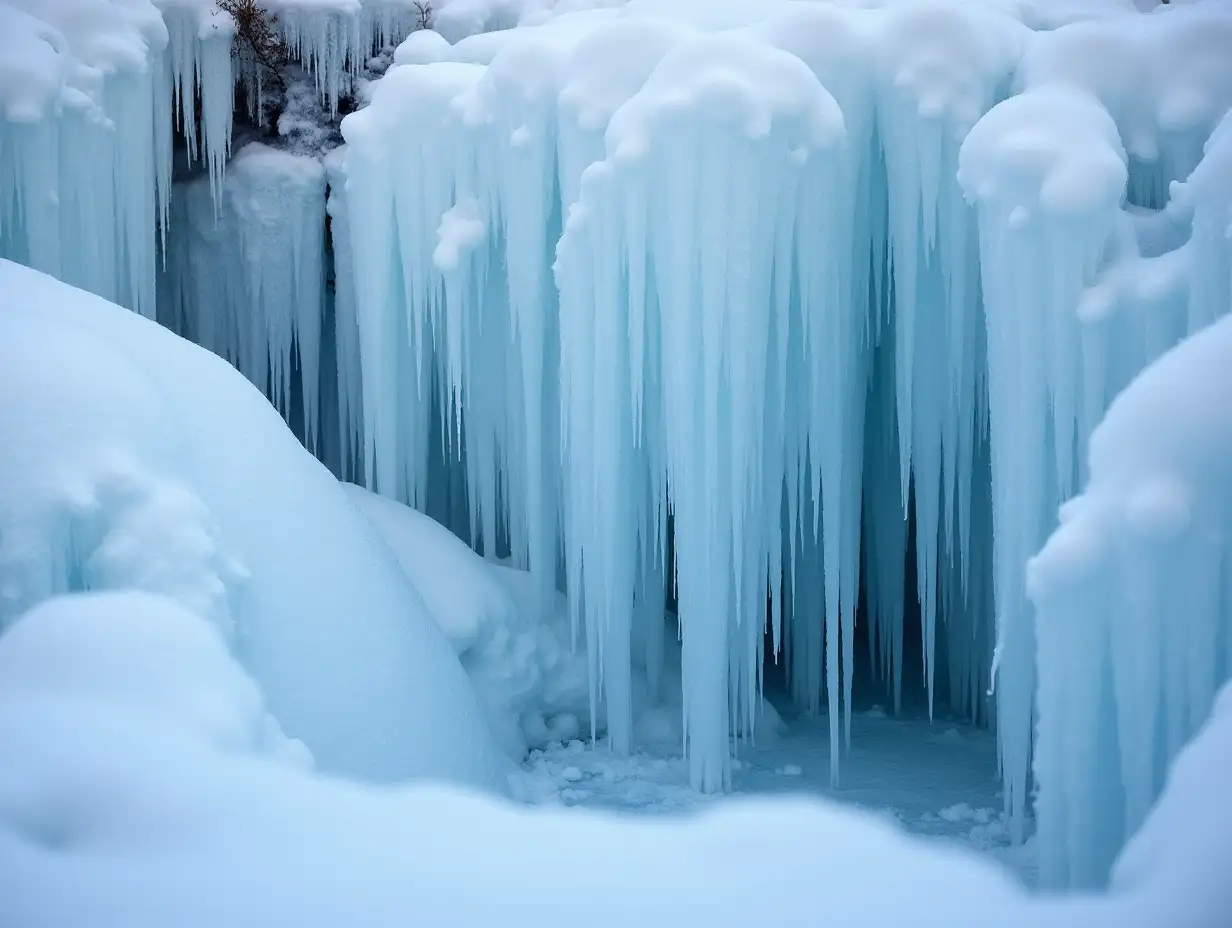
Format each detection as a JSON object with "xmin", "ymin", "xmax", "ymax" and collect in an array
[
  {"xmin": 0, "ymin": 588, "xmax": 1230, "ymax": 925},
  {"xmin": 343, "ymin": 484, "xmax": 587, "ymax": 755},
  {"xmin": 1029, "ymin": 313, "xmax": 1232, "ymax": 888},
  {"xmin": 0, "ymin": 260, "xmax": 509, "ymax": 792}
]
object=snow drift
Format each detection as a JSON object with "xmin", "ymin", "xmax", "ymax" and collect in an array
[
  {"xmin": 343, "ymin": 483, "xmax": 784, "ymax": 759},
  {"xmin": 0, "ymin": 587, "xmax": 1229, "ymax": 926},
  {"xmin": 0, "ymin": 259, "xmax": 509, "ymax": 792}
]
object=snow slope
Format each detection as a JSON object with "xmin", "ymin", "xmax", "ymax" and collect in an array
[
  {"xmin": 0, "ymin": 260, "xmax": 510, "ymax": 792},
  {"xmin": 0, "ymin": 588, "xmax": 1229, "ymax": 926}
]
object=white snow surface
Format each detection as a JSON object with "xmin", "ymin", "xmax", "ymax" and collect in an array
[
  {"xmin": 0, "ymin": 260, "xmax": 510, "ymax": 792},
  {"xmin": 0, "ymin": 587, "xmax": 1230, "ymax": 925}
]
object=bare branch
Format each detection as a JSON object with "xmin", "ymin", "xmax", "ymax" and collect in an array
[
  {"xmin": 413, "ymin": 1, "xmax": 434, "ymax": 31},
  {"xmin": 215, "ymin": 0, "xmax": 291, "ymax": 90}
]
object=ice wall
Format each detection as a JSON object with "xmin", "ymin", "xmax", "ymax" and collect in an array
[
  {"xmin": 0, "ymin": 0, "xmax": 498, "ymax": 321},
  {"xmin": 0, "ymin": 0, "xmax": 171, "ymax": 318},
  {"xmin": 337, "ymin": 0, "xmax": 1232, "ymax": 868},
  {"xmin": 4, "ymin": 0, "xmax": 1232, "ymax": 890}
]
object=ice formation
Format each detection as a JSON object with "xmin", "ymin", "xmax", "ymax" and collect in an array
[
  {"xmin": 0, "ymin": 588, "xmax": 1230, "ymax": 924},
  {"xmin": 337, "ymin": 0, "xmax": 1232, "ymax": 848},
  {"xmin": 3, "ymin": 0, "xmax": 1232, "ymax": 894},
  {"xmin": 0, "ymin": 259, "xmax": 511, "ymax": 793}
]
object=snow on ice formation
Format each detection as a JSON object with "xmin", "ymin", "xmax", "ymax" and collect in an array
[
  {"xmin": 0, "ymin": 588, "xmax": 1229, "ymax": 925},
  {"xmin": 0, "ymin": 260, "xmax": 510, "ymax": 792},
  {"xmin": 3, "ymin": 0, "xmax": 1232, "ymax": 895}
]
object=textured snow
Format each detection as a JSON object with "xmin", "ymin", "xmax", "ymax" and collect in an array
[
  {"xmin": 0, "ymin": 589, "xmax": 1230, "ymax": 925},
  {"xmin": 0, "ymin": 260, "xmax": 510, "ymax": 792}
]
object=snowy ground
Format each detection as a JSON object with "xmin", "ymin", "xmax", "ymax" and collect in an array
[{"xmin": 516, "ymin": 706, "xmax": 1037, "ymax": 886}]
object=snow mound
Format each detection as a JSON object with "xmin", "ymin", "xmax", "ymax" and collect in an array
[
  {"xmin": 0, "ymin": 260, "xmax": 509, "ymax": 792},
  {"xmin": 393, "ymin": 28, "xmax": 454, "ymax": 65},
  {"xmin": 343, "ymin": 484, "xmax": 584, "ymax": 756},
  {"xmin": 343, "ymin": 485, "xmax": 782, "ymax": 757},
  {"xmin": 0, "ymin": 591, "xmax": 308, "ymax": 765}
]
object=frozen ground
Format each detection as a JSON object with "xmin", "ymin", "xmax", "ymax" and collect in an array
[{"xmin": 516, "ymin": 706, "xmax": 1036, "ymax": 885}]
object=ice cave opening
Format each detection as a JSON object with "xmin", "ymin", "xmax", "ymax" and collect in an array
[{"xmin": 2, "ymin": 0, "xmax": 1232, "ymax": 922}]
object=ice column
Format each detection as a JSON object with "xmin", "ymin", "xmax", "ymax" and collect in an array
[
  {"xmin": 960, "ymin": 88, "xmax": 1128, "ymax": 839},
  {"xmin": 558, "ymin": 35, "xmax": 844, "ymax": 791}
]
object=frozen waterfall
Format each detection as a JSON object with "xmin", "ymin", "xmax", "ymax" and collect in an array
[
  {"xmin": 2, "ymin": 0, "xmax": 1231, "ymax": 893},
  {"xmin": 336, "ymin": 0, "xmax": 1232, "ymax": 879}
]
